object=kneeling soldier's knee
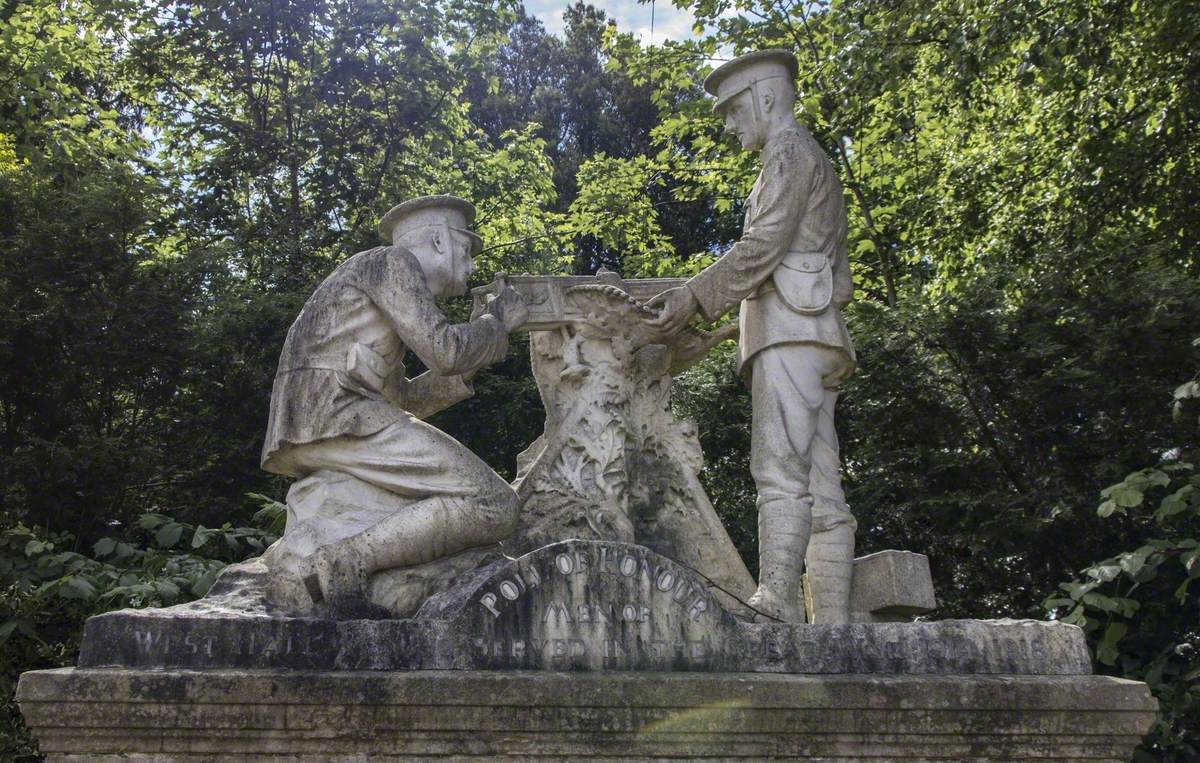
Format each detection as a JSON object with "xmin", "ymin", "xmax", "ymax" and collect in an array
[{"xmin": 478, "ymin": 487, "xmax": 519, "ymax": 538}]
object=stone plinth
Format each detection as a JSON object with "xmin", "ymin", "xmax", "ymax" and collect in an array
[
  {"xmin": 21, "ymin": 540, "xmax": 1159, "ymax": 759},
  {"xmin": 74, "ymin": 541, "xmax": 1088, "ymax": 675},
  {"xmin": 17, "ymin": 668, "xmax": 1157, "ymax": 761}
]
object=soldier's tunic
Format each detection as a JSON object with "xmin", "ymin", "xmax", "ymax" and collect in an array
[
  {"xmin": 686, "ymin": 124, "xmax": 856, "ymax": 532},
  {"xmin": 262, "ymin": 245, "xmax": 510, "ymax": 504}
]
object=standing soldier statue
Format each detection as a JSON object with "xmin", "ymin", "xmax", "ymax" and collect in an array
[{"xmin": 646, "ymin": 50, "xmax": 857, "ymax": 623}]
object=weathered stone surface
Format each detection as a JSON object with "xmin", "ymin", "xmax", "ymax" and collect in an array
[
  {"xmin": 469, "ymin": 272, "xmax": 688, "ymax": 331},
  {"xmin": 477, "ymin": 273, "xmax": 757, "ymax": 610},
  {"xmin": 251, "ymin": 194, "xmax": 530, "ymax": 618},
  {"xmin": 376, "ymin": 269, "xmax": 758, "ymax": 619},
  {"xmin": 641, "ymin": 49, "xmax": 860, "ymax": 624},
  {"xmin": 79, "ymin": 540, "xmax": 1089, "ymax": 674},
  {"xmin": 17, "ymin": 669, "xmax": 1158, "ymax": 761},
  {"xmin": 281, "ymin": 269, "xmax": 758, "ymax": 621},
  {"xmin": 808, "ymin": 549, "xmax": 937, "ymax": 623}
]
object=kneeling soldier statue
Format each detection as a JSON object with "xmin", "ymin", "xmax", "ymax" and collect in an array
[{"xmin": 259, "ymin": 195, "xmax": 528, "ymax": 615}]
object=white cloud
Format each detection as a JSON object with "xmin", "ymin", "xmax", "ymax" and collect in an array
[{"xmin": 525, "ymin": 0, "xmax": 700, "ymax": 42}]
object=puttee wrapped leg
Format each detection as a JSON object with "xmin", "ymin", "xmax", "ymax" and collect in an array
[
  {"xmin": 310, "ymin": 489, "xmax": 518, "ymax": 612},
  {"xmin": 805, "ymin": 521, "xmax": 855, "ymax": 624},
  {"xmin": 804, "ymin": 386, "xmax": 856, "ymax": 624},
  {"xmin": 746, "ymin": 498, "xmax": 812, "ymax": 623}
]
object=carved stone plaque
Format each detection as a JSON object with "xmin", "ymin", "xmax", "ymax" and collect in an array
[{"xmin": 421, "ymin": 540, "xmax": 741, "ymax": 671}]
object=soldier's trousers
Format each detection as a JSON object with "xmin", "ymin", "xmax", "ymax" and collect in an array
[
  {"xmin": 271, "ymin": 415, "xmax": 518, "ymax": 576},
  {"xmin": 749, "ymin": 343, "xmax": 855, "ymax": 533},
  {"xmin": 749, "ymin": 343, "xmax": 856, "ymax": 622}
]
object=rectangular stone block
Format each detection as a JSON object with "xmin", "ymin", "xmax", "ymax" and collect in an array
[
  {"xmin": 18, "ymin": 668, "xmax": 1157, "ymax": 761},
  {"xmin": 805, "ymin": 549, "xmax": 939, "ymax": 623},
  {"xmin": 79, "ymin": 542, "xmax": 1081, "ymax": 675},
  {"xmin": 854, "ymin": 549, "xmax": 937, "ymax": 619}
]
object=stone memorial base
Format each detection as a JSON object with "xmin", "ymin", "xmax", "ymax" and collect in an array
[
  {"xmin": 18, "ymin": 669, "xmax": 1156, "ymax": 761},
  {"xmin": 18, "ymin": 540, "xmax": 1159, "ymax": 759}
]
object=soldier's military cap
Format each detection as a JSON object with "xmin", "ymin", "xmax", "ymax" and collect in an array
[
  {"xmin": 704, "ymin": 49, "xmax": 799, "ymax": 113},
  {"xmin": 379, "ymin": 194, "xmax": 483, "ymax": 255}
]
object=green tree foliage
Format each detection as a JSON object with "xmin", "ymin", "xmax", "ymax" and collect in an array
[
  {"xmin": 0, "ymin": 0, "xmax": 198, "ymax": 542},
  {"xmin": 0, "ymin": 498, "xmax": 284, "ymax": 758},
  {"xmin": 1045, "ymin": 359, "xmax": 1199, "ymax": 758}
]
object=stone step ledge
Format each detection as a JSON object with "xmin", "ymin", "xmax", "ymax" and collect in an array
[{"xmin": 18, "ymin": 669, "xmax": 1158, "ymax": 761}]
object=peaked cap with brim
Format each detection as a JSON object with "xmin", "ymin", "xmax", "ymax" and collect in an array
[
  {"xmin": 379, "ymin": 194, "xmax": 483, "ymax": 255},
  {"xmin": 704, "ymin": 49, "xmax": 799, "ymax": 112}
]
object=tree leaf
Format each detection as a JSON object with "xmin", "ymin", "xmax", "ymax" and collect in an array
[
  {"xmin": 154, "ymin": 580, "xmax": 180, "ymax": 599},
  {"xmin": 59, "ymin": 575, "xmax": 97, "ymax": 601},
  {"xmin": 138, "ymin": 513, "xmax": 168, "ymax": 530},
  {"xmin": 1110, "ymin": 486, "xmax": 1144, "ymax": 509},
  {"xmin": 156, "ymin": 523, "xmax": 184, "ymax": 548},
  {"xmin": 191, "ymin": 526, "xmax": 211, "ymax": 549},
  {"xmin": 1117, "ymin": 547, "xmax": 1152, "ymax": 577},
  {"xmin": 190, "ymin": 568, "xmax": 219, "ymax": 597},
  {"xmin": 1155, "ymin": 485, "xmax": 1195, "ymax": 519},
  {"xmin": 1096, "ymin": 622, "xmax": 1128, "ymax": 666},
  {"xmin": 1082, "ymin": 591, "xmax": 1122, "ymax": 613},
  {"xmin": 1086, "ymin": 564, "xmax": 1122, "ymax": 583},
  {"xmin": 0, "ymin": 619, "xmax": 19, "ymax": 644}
]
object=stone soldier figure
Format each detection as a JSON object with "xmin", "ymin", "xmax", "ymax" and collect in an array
[
  {"xmin": 259, "ymin": 195, "xmax": 528, "ymax": 614},
  {"xmin": 647, "ymin": 50, "xmax": 857, "ymax": 623}
]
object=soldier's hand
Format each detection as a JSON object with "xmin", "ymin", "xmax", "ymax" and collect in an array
[
  {"xmin": 469, "ymin": 294, "xmax": 487, "ymax": 321},
  {"xmin": 489, "ymin": 285, "xmax": 529, "ymax": 333},
  {"xmin": 645, "ymin": 286, "xmax": 699, "ymax": 335}
]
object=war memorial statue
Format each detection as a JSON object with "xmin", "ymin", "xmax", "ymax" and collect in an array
[
  {"xmin": 16, "ymin": 50, "xmax": 1158, "ymax": 761},
  {"xmin": 646, "ymin": 50, "xmax": 857, "ymax": 625},
  {"xmin": 255, "ymin": 195, "xmax": 528, "ymax": 617}
]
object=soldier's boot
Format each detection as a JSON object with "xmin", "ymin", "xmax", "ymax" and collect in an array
[
  {"xmin": 805, "ymin": 522, "xmax": 856, "ymax": 624},
  {"xmin": 746, "ymin": 498, "xmax": 811, "ymax": 623},
  {"xmin": 308, "ymin": 489, "xmax": 519, "ymax": 617}
]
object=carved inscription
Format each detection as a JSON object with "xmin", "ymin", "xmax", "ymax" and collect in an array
[
  {"xmin": 133, "ymin": 630, "xmax": 218, "ymax": 658},
  {"xmin": 476, "ymin": 547, "xmax": 712, "ymax": 624},
  {"xmin": 130, "ymin": 627, "xmax": 332, "ymax": 663},
  {"xmin": 467, "ymin": 543, "xmax": 727, "ymax": 668}
]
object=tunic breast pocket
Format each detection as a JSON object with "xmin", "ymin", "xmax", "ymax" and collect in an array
[{"xmin": 772, "ymin": 251, "xmax": 833, "ymax": 315}]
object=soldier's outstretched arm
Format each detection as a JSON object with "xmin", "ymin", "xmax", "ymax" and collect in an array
[
  {"xmin": 685, "ymin": 140, "xmax": 814, "ymax": 321},
  {"xmin": 363, "ymin": 247, "xmax": 508, "ymax": 376}
]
